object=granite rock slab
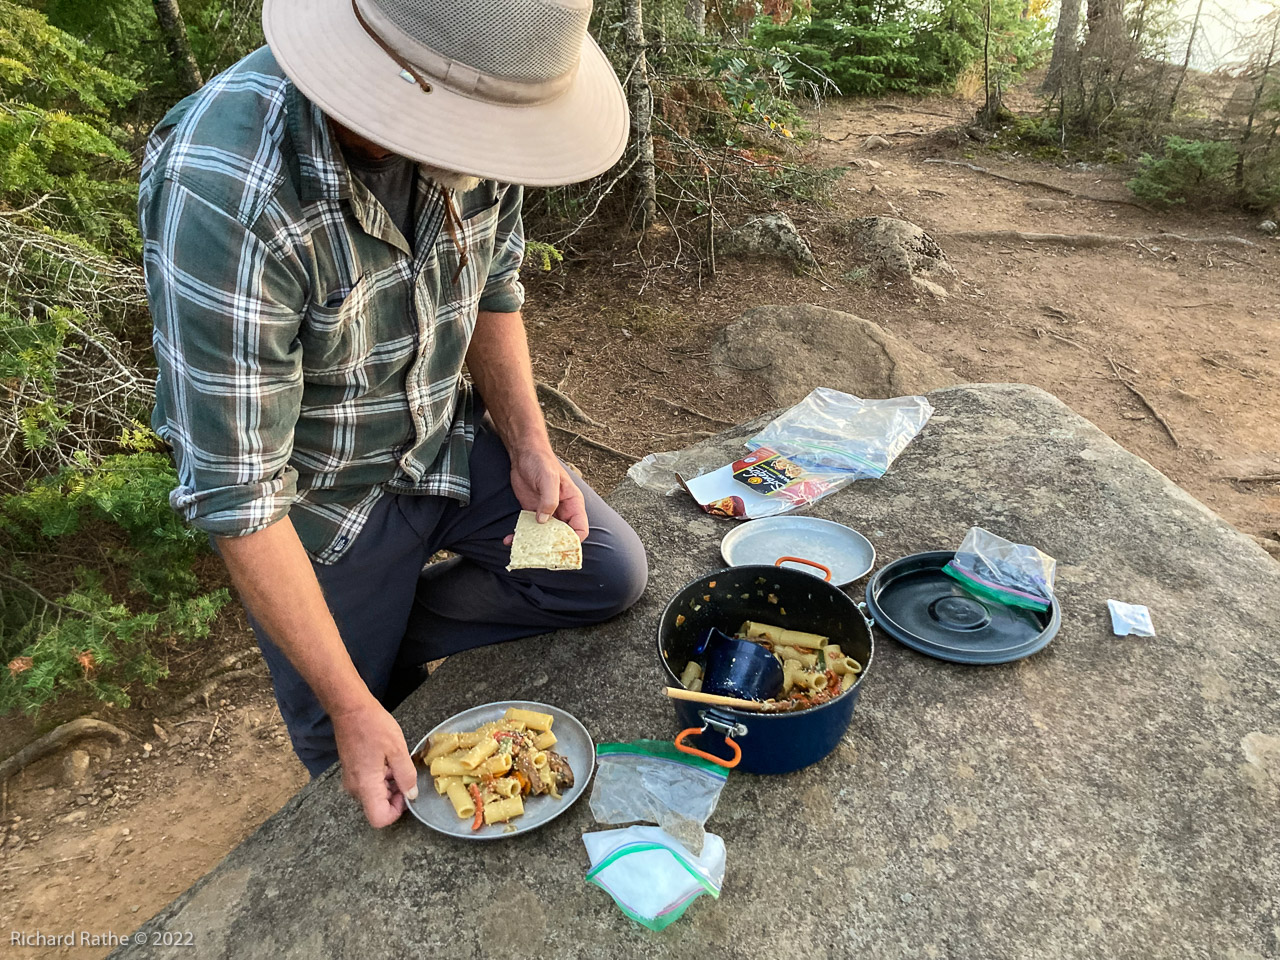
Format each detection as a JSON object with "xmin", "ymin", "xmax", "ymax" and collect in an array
[{"xmin": 112, "ymin": 384, "xmax": 1280, "ymax": 960}]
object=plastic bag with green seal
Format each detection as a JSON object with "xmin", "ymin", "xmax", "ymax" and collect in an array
[
  {"xmin": 583, "ymin": 826, "xmax": 726, "ymax": 930},
  {"xmin": 588, "ymin": 739, "xmax": 729, "ymax": 855}
]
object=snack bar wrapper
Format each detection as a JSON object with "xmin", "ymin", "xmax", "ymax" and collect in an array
[{"xmin": 678, "ymin": 447, "xmax": 842, "ymax": 520}]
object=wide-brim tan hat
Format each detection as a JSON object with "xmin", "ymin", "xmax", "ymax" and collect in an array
[{"xmin": 263, "ymin": 0, "xmax": 629, "ymax": 186}]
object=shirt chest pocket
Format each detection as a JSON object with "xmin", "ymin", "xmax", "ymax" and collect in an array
[
  {"xmin": 437, "ymin": 199, "xmax": 499, "ymax": 320},
  {"xmin": 299, "ymin": 274, "xmax": 373, "ymax": 382}
]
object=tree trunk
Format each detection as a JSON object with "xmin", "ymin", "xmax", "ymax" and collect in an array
[
  {"xmin": 1083, "ymin": 0, "xmax": 1127, "ymax": 61},
  {"xmin": 1168, "ymin": 0, "xmax": 1205, "ymax": 116},
  {"xmin": 1041, "ymin": 0, "xmax": 1083, "ymax": 95},
  {"xmin": 151, "ymin": 0, "xmax": 203, "ymax": 95},
  {"xmin": 685, "ymin": 0, "xmax": 706, "ymax": 35},
  {"xmin": 1236, "ymin": 12, "xmax": 1280, "ymax": 194},
  {"xmin": 624, "ymin": 0, "xmax": 656, "ymax": 231}
]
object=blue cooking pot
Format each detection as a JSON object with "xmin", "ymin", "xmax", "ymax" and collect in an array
[{"xmin": 657, "ymin": 564, "xmax": 875, "ymax": 774}]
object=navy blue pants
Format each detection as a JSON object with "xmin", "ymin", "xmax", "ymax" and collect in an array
[{"xmin": 249, "ymin": 424, "xmax": 648, "ymax": 775}]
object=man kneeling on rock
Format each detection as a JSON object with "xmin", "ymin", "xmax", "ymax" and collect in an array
[{"xmin": 137, "ymin": 0, "xmax": 647, "ymax": 826}]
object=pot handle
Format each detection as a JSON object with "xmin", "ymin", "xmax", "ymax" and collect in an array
[
  {"xmin": 776, "ymin": 556, "xmax": 832, "ymax": 582},
  {"xmin": 674, "ymin": 728, "xmax": 742, "ymax": 769},
  {"xmin": 857, "ymin": 600, "xmax": 877, "ymax": 631}
]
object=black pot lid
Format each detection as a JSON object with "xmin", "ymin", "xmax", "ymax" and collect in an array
[{"xmin": 864, "ymin": 551, "xmax": 1060, "ymax": 664}]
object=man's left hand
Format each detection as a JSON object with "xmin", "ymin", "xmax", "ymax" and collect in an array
[{"xmin": 509, "ymin": 444, "xmax": 589, "ymax": 541}]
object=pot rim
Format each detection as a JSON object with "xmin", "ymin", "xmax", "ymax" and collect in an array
[{"xmin": 656, "ymin": 564, "xmax": 876, "ymax": 720}]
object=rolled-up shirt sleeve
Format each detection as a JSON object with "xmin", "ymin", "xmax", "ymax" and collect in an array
[
  {"xmin": 477, "ymin": 184, "xmax": 526, "ymax": 315},
  {"xmin": 141, "ymin": 178, "xmax": 307, "ymax": 538}
]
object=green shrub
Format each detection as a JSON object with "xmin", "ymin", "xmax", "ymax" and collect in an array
[
  {"xmin": 748, "ymin": 0, "xmax": 1048, "ymax": 97},
  {"xmin": 525, "ymin": 240, "xmax": 565, "ymax": 272},
  {"xmin": 749, "ymin": 0, "xmax": 922, "ymax": 96},
  {"xmin": 1127, "ymin": 136, "xmax": 1237, "ymax": 208},
  {"xmin": 0, "ymin": 1, "xmax": 141, "ymax": 254},
  {"xmin": 1, "ymin": 445, "xmax": 230, "ymax": 715}
]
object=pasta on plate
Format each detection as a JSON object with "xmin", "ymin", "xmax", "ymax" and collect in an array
[{"xmin": 414, "ymin": 707, "xmax": 575, "ymax": 830}]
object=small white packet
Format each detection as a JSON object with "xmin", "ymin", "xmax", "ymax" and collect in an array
[
  {"xmin": 1108, "ymin": 600, "xmax": 1155, "ymax": 637},
  {"xmin": 583, "ymin": 826, "xmax": 726, "ymax": 930}
]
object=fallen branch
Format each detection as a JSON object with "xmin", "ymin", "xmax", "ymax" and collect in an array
[
  {"xmin": 1029, "ymin": 326, "xmax": 1087, "ymax": 350},
  {"xmin": 875, "ymin": 103, "xmax": 965, "ymax": 119},
  {"xmin": 1, "ymin": 853, "xmax": 92, "ymax": 873},
  {"xmin": 822, "ymin": 129, "xmax": 926, "ymax": 142},
  {"xmin": 924, "ymin": 158, "xmax": 1153, "ymax": 211},
  {"xmin": 0, "ymin": 718, "xmax": 130, "ymax": 784},
  {"xmin": 547, "ymin": 423, "xmax": 639, "ymax": 462},
  {"xmin": 655, "ymin": 397, "xmax": 734, "ymax": 426},
  {"xmin": 1200, "ymin": 355, "xmax": 1258, "ymax": 380},
  {"xmin": 536, "ymin": 381, "xmax": 604, "ymax": 428},
  {"xmin": 1223, "ymin": 474, "xmax": 1280, "ymax": 483},
  {"xmin": 1108, "ymin": 357, "xmax": 1179, "ymax": 447},
  {"xmin": 946, "ymin": 230, "xmax": 1256, "ymax": 249}
]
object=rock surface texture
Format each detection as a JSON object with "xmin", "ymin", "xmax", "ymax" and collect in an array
[
  {"xmin": 710, "ymin": 304, "xmax": 958, "ymax": 403},
  {"xmin": 113, "ymin": 385, "xmax": 1280, "ymax": 960},
  {"xmin": 719, "ymin": 212, "xmax": 817, "ymax": 268},
  {"xmin": 852, "ymin": 215, "xmax": 955, "ymax": 282}
]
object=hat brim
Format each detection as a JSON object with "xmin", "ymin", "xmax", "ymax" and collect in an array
[{"xmin": 263, "ymin": 0, "xmax": 630, "ymax": 186}]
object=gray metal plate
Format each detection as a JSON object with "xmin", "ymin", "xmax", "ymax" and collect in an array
[
  {"xmin": 405, "ymin": 700, "xmax": 594, "ymax": 840},
  {"xmin": 721, "ymin": 516, "xmax": 876, "ymax": 587}
]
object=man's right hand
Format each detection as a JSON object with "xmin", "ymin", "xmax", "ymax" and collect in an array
[
  {"xmin": 331, "ymin": 697, "xmax": 419, "ymax": 828},
  {"xmin": 217, "ymin": 518, "xmax": 419, "ymax": 829}
]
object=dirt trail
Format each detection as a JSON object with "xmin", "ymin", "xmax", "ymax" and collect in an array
[
  {"xmin": 4, "ymin": 94, "xmax": 1277, "ymax": 960},
  {"xmin": 805, "ymin": 101, "xmax": 1279, "ymax": 545}
]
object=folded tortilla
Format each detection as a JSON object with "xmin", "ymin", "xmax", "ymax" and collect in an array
[{"xmin": 506, "ymin": 510, "xmax": 583, "ymax": 572}]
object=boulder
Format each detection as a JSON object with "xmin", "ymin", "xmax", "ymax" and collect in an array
[
  {"xmin": 863, "ymin": 134, "xmax": 893, "ymax": 150},
  {"xmin": 1258, "ymin": 219, "xmax": 1278, "ymax": 236},
  {"xmin": 850, "ymin": 216, "xmax": 955, "ymax": 282},
  {"xmin": 709, "ymin": 304, "xmax": 958, "ymax": 404},
  {"xmin": 114, "ymin": 384, "xmax": 1280, "ymax": 960},
  {"xmin": 719, "ymin": 212, "xmax": 816, "ymax": 268}
]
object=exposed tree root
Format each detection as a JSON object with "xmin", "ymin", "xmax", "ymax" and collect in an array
[
  {"xmin": 654, "ymin": 397, "xmax": 734, "ymax": 426},
  {"xmin": 536, "ymin": 381, "xmax": 604, "ymax": 428},
  {"xmin": 0, "ymin": 718, "xmax": 130, "ymax": 784},
  {"xmin": 924, "ymin": 158, "xmax": 1154, "ymax": 211},
  {"xmin": 165, "ymin": 664, "xmax": 269, "ymax": 716},
  {"xmin": 946, "ymin": 229, "xmax": 1256, "ymax": 249},
  {"xmin": 547, "ymin": 423, "xmax": 639, "ymax": 462}
]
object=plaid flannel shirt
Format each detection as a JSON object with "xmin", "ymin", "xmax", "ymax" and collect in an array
[{"xmin": 139, "ymin": 47, "xmax": 526, "ymax": 564}]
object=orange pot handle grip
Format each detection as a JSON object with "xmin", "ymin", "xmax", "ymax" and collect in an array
[
  {"xmin": 674, "ymin": 728, "xmax": 742, "ymax": 769},
  {"xmin": 776, "ymin": 556, "xmax": 833, "ymax": 582}
]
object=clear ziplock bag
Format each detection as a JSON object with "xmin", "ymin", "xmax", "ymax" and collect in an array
[
  {"xmin": 588, "ymin": 740, "xmax": 729, "ymax": 856},
  {"xmin": 943, "ymin": 526, "xmax": 1056, "ymax": 611},
  {"xmin": 583, "ymin": 826, "xmax": 727, "ymax": 931},
  {"xmin": 747, "ymin": 387, "xmax": 935, "ymax": 481}
]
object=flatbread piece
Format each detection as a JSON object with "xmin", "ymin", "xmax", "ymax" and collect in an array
[{"xmin": 506, "ymin": 510, "xmax": 583, "ymax": 572}]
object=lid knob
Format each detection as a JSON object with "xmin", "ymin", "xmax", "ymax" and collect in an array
[{"xmin": 928, "ymin": 595, "xmax": 992, "ymax": 632}]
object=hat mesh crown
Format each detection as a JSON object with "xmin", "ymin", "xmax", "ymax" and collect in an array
[{"xmin": 372, "ymin": 0, "xmax": 589, "ymax": 82}]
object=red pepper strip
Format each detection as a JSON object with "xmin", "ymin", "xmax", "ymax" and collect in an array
[
  {"xmin": 493, "ymin": 730, "xmax": 522, "ymax": 741},
  {"xmin": 468, "ymin": 784, "xmax": 484, "ymax": 831}
]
